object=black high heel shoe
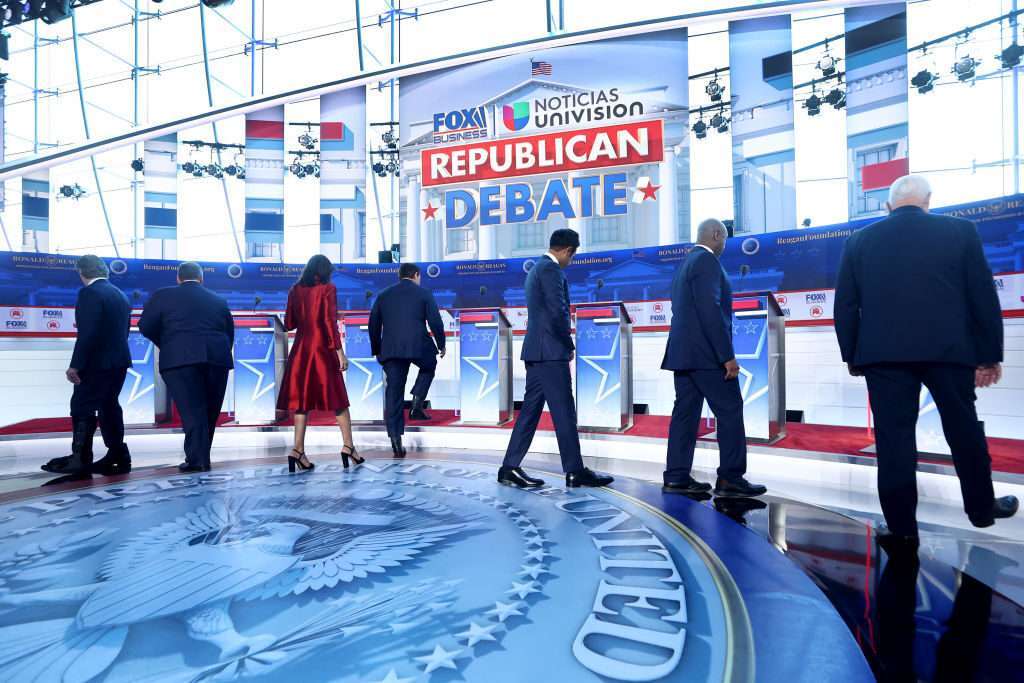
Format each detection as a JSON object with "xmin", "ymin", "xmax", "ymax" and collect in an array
[
  {"xmin": 341, "ymin": 445, "xmax": 364, "ymax": 468},
  {"xmin": 287, "ymin": 448, "xmax": 315, "ymax": 473}
]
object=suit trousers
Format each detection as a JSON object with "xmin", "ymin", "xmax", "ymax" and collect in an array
[
  {"xmin": 382, "ymin": 355, "xmax": 436, "ymax": 436},
  {"xmin": 665, "ymin": 369, "xmax": 747, "ymax": 482},
  {"xmin": 864, "ymin": 363, "xmax": 995, "ymax": 536},
  {"xmin": 70, "ymin": 367, "xmax": 128, "ymax": 450},
  {"xmin": 162, "ymin": 363, "xmax": 229, "ymax": 468},
  {"xmin": 502, "ymin": 360, "xmax": 584, "ymax": 474}
]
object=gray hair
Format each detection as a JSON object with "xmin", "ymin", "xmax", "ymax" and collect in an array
[
  {"xmin": 888, "ymin": 174, "xmax": 931, "ymax": 208},
  {"xmin": 177, "ymin": 262, "xmax": 204, "ymax": 282},
  {"xmin": 696, "ymin": 218, "xmax": 726, "ymax": 243},
  {"xmin": 76, "ymin": 254, "xmax": 109, "ymax": 280}
]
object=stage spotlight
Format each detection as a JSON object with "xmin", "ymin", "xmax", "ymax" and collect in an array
[
  {"xmin": 953, "ymin": 55, "xmax": 979, "ymax": 81},
  {"xmin": 289, "ymin": 160, "xmax": 303, "ymax": 176},
  {"xmin": 192, "ymin": 167, "xmax": 204, "ymax": 177},
  {"xmin": 224, "ymin": 164, "xmax": 238, "ymax": 176},
  {"xmin": 201, "ymin": 0, "xmax": 235, "ymax": 7},
  {"xmin": 237, "ymin": 168, "xmax": 246, "ymax": 180},
  {"xmin": 705, "ymin": 77, "xmax": 724, "ymax": 103},
  {"xmin": 715, "ymin": 117, "xmax": 730, "ymax": 134},
  {"xmin": 298, "ymin": 132, "xmax": 317, "ymax": 150},
  {"xmin": 1000, "ymin": 42, "xmax": 1023, "ymax": 69},
  {"xmin": 382, "ymin": 129, "xmax": 396, "ymax": 145},
  {"xmin": 691, "ymin": 119, "xmax": 708, "ymax": 139},
  {"xmin": 130, "ymin": 158, "xmax": 144, "ymax": 172},
  {"xmin": 910, "ymin": 68, "xmax": 937, "ymax": 94},
  {"xmin": 182, "ymin": 161, "xmax": 196, "ymax": 174},
  {"xmin": 58, "ymin": 183, "xmax": 85, "ymax": 199},
  {"xmin": 303, "ymin": 163, "xmax": 315, "ymax": 176},
  {"xmin": 825, "ymin": 88, "xmax": 846, "ymax": 110},
  {"xmin": 40, "ymin": 0, "xmax": 73, "ymax": 24},
  {"xmin": 372, "ymin": 161, "xmax": 385, "ymax": 176},
  {"xmin": 804, "ymin": 93, "xmax": 822, "ymax": 116},
  {"xmin": 386, "ymin": 160, "xmax": 400, "ymax": 177},
  {"xmin": 0, "ymin": 33, "xmax": 9, "ymax": 62},
  {"xmin": 816, "ymin": 53, "xmax": 837, "ymax": 77},
  {"xmin": 206, "ymin": 163, "xmax": 223, "ymax": 178}
]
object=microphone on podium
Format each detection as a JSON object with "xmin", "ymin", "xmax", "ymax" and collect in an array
[{"xmin": 253, "ymin": 295, "xmax": 262, "ymax": 310}]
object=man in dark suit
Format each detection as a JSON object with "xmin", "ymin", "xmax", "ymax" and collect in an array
[
  {"xmin": 42, "ymin": 255, "xmax": 132, "ymax": 478},
  {"xmin": 369, "ymin": 263, "xmax": 446, "ymax": 458},
  {"xmin": 835, "ymin": 174, "xmax": 1017, "ymax": 540},
  {"xmin": 498, "ymin": 229, "xmax": 613, "ymax": 489},
  {"xmin": 661, "ymin": 219, "xmax": 766, "ymax": 498},
  {"xmin": 139, "ymin": 262, "xmax": 234, "ymax": 472}
]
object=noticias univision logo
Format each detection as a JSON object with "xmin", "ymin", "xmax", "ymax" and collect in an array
[{"xmin": 502, "ymin": 101, "xmax": 530, "ymax": 132}]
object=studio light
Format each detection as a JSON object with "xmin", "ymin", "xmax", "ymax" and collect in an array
[
  {"xmin": 825, "ymin": 87, "xmax": 846, "ymax": 110},
  {"xmin": 303, "ymin": 163, "xmax": 315, "ymax": 176},
  {"xmin": 58, "ymin": 183, "xmax": 85, "ymax": 199},
  {"xmin": 130, "ymin": 158, "xmax": 144, "ymax": 172},
  {"xmin": 953, "ymin": 55, "xmax": 979, "ymax": 81},
  {"xmin": 372, "ymin": 161, "xmax": 385, "ymax": 176},
  {"xmin": 289, "ymin": 160, "xmax": 304, "ymax": 177},
  {"xmin": 816, "ymin": 53, "xmax": 837, "ymax": 77},
  {"xmin": 804, "ymin": 93, "xmax": 822, "ymax": 116},
  {"xmin": 40, "ymin": 0, "xmax": 73, "ymax": 24},
  {"xmin": 224, "ymin": 164, "xmax": 239, "ymax": 176},
  {"xmin": 1000, "ymin": 42, "xmax": 1023, "ymax": 69},
  {"xmin": 910, "ymin": 68, "xmax": 937, "ymax": 94},
  {"xmin": 691, "ymin": 119, "xmax": 708, "ymax": 140},
  {"xmin": 200, "ymin": 0, "xmax": 234, "ymax": 7},
  {"xmin": 205, "ymin": 163, "xmax": 223, "ymax": 179},
  {"xmin": 709, "ymin": 111, "xmax": 729, "ymax": 133},
  {"xmin": 192, "ymin": 166, "xmax": 204, "ymax": 177},
  {"xmin": 705, "ymin": 77, "xmax": 723, "ymax": 102},
  {"xmin": 298, "ymin": 132, "xmax": 317, "ymax": 150},
  {"xmin": 182, "ymin": 161, "xmax": 196, "ymax": 174}
]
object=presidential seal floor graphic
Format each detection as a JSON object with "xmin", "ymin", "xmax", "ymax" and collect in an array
[{"xmin": 0, "ymin": 457, "xmax": 870, "ymax": 682}]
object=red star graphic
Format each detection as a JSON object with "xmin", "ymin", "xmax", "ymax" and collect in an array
[
  {"xmin": 422, "ymin": 203, "xmax": 438, "ymax": 220},
  {"xmin": 639, "ymin": 181, "xmax": 661, "ymax": 201}
]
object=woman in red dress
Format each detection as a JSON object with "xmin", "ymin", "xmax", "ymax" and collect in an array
[{"xmin": 277, "ymin": 254, "xmax": 364, "ymax": 470}]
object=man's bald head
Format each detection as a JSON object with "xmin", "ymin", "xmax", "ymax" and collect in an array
[
  {"xmin": 887, "ymin": 174, "xmax": 931, "ymax": 212},
  {"xmin": 696, "ymin": 218, "xmax": 728, "ymax": 256}
]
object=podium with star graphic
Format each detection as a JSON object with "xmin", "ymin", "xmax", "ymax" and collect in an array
[
  {"xmin": 729, "ymin": 292, "xmax": 786, "ymax": 443},
  {"xmin": 342, "ymin": 312, "xmax": 384, "ymax": 424},
  {"xmin": 117, "ymin": 322, "xmax": 169, "ymax": 426},
  {"xmin": 232, "ymin": 315, "xmax": 287, "ymax": 424},
  {"xmin": 574, "ymin": 302, "xmax": 633, "ymax": 432},
  {"xmin": 456, "ymin": 308, "xmax": 513, "ymax": 425}
]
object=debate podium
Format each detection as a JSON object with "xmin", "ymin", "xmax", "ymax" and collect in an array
[
  {"xmin": 574, "ymin": 301, "xmax": 633, "ymax": 432},
  {"xmin": 118, "ymin": 319, "xmax": 169, "ymax": 426},
  {"xmin": 232, "ymin": 314, "xmax": 287, "ymax": 424},
  {"xmin": 342, "ymin": 311, "xmax": 384, "ymax": 424},
  {"xmin": 456, "ymin": 308, "xmax": 513, "ymax": 425},
  {"xmin": 730, "ymin": 292, "xmax": 786, "ymax": 443}
]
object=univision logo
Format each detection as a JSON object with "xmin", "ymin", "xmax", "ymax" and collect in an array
[{"xmin": 503, "ymin": 101, "xmax": 530, "ymax": 132}]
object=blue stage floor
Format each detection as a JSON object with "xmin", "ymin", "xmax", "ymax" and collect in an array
[{"xmin": 0, "ymin": 450, "xmax": 1019, "ymax": 682}]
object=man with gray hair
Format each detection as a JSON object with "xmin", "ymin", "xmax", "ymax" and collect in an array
[
  {"xmin": 42, "ymin": 254, "xmax": 132, "ymax": 478},
  {"xmin": 139, "ymin": 261, "xmax": 234, "ymax": 472},
  {"xmin": 835, "ymin": 174, "xmax": 1017, "ymax": 543},
  {"xmin": 660, "ymin": 218, "xmax": 766, "ymax": 498}
]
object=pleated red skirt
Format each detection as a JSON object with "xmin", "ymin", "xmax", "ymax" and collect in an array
[{"xmin": 277, "ymin": 340, "xmax": 350, "ymax": 413}]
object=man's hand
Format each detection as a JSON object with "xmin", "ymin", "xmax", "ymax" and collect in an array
[
  {"xmin": 847, "ymin": 363, "xmax": 864, "ymax": 377},
  {"xmin": 338, "ymin": 351, "xmax": 349, "ymax": 373},
  {"xmin": 724, "ymin": 359, "xmax": 740, "ymax": 381},
  {"xmin": 976, "ymin": 363, "xmax": 1002, "ymax": 388},
  {"xmin": 439, "ymin": 348, "xmax": 446, "ymax": 359},
  {"xmin": 568, "ymin": 350, "xmax": 575, "ymax": 362},
  {"xmin": 66, "ymin": 368, "xmax": 82, "ymax": 385}
]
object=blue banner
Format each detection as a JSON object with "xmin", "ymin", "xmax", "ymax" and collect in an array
[
  {"xmin": 120, "ymin": 330, "xmax": 158, "ymax": 425},
  {"xmin": 457, "ymin": 310, "xmax": 505, "ymax": 424},
  {"xmin": 342, "ymin": 316, "xmax": 384, "ymax": 423},
  {"xmin": 233, "ymin": 321, "xmax": 280, "ymax": 423},
  {"xmin": 575, "ymin": 308, "xmax": 626, "ymax": 430}
]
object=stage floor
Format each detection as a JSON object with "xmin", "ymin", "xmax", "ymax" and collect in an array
[{"xmin": 0, "ymin": 443, "xmax": 1021, "ymax": 682}]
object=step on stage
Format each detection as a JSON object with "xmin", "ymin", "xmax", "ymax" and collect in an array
[{"xmin": 0, "ymin": 450, "xmax": 1020, "ymax": 682}]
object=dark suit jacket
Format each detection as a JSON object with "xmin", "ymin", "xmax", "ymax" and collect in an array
[
  {"xmin": 70, "ymin": 279, "xmax": 132, "ymax": 373},
  {"xmin": 521, "ymin": 255, "xmax": 575, "ymax": 362},
  {"xmin": 834, "ymin": 206, "xmax": 1003, "ymax": 367},
  {"xmin": 661, "ymin": 247, "xmax": 735, "ymax": 371},
  {"xmin": 369, "ymin": 279, "xmax": 445, "ymax": 361},
  {"xmin": 139, "ymin": 282, "xmax": 235, "ymax": 372}
]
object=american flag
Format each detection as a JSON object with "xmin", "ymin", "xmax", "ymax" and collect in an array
[{"xmin": 531, "ymin": 60, "xmax": 553, "ymax": 76}]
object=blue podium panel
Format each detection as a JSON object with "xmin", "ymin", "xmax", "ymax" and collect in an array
[
  {"xmin": 233, "ymin": 316, "xmax": 285, "ymax": 424},
  {"xmin": 917, "ymin": 388, "xmax": 952, "ymax": 456},
  {"xmin": 119, "ymin": 328, "xmax": 160, "ymax": 426},
  {"xmin": 731, "ymin": 295, "xmax": 786, "ymax": 443},
  {"xmin": 457, "ymin": 309, "xmax": 512, "ymax": 425},
  {"xmin": 343, "ymin": 313, "xmax": 384, "ymax": 423},
  {"xmin": 575, "ymin": 303, "xmax": 632, "ymax": 432}
]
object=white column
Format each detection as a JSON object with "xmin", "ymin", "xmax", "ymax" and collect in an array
[
  {"xmin": 658, "ymin": 146, "xmax": 678, "ymax": 245},
  {"xmin": 567, "ymin": 171, "xmax": 585, "ymax": 251},
  {"xmin": 418, "ymin": 187, "xmax": 432, "ymax": 261},
  {"xmin": 341, "ymin": 208, "xmax": 358, "ymax": 262},
  {"xmin": 478, "ymin": 223, "xmax": 497, "ymax": 260},
  {"xmin": 406, "ymin": 174, "xmax": 421, "ymax": 262}
]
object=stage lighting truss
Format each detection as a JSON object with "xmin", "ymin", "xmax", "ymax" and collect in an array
[
  {"xmin": 371, "ymin": 121, "xmax": 400, "ymax": 152},
  {"xmin": 690, "ymin": 100, "xmax": 731, "ymax": 139},
  {"xmin": 179, "ymin": 140, "xmax": 246, "ymax": 180},
  {"xmin": 58, "ymin": 183, "xmax": 86, "ymax": 200},
  {"xmin": 0, "ymin": 0, "xmax": 105, "ymax": 30},
  {"xmin": 287, "ymin": 150, "xmax": 320, "ymax": 179}
]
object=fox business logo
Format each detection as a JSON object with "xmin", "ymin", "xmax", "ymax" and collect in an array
[
  {"xmin": 5, "ymin": 320, "xmax": 27, "ymax": 329},
  {"xmin": 432, "ymin": 107, "xmax": 489, "ymax": 144},
  {"xmin": 994, "ymin": 278, "xmax": 1004, "ymax": 290},
  {"xmin": 805, "ymin": 292, "xmax": 827, "ymax": 304},
  {"xmin": 42, "ymin": 309, "xmax": 64, "ymax": 319}
]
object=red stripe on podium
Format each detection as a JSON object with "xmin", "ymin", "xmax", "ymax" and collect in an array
[
  {"xmin": 732, "ymin": 300, "xmax": 762, "ymax": 311},
  {"xmin": 576, "ymin": 308, "xmax": 614, "ymax": 319},
  {"xmin": 235, "ymin": 318, "xmax": 271, "ymax": 327},
  {"xmin": 461, "ymin": 313, "xmax": 494, "ymax": 323},
  {"xmin": 345, "ymin": 317, "xmax": 369, "ymax": 325}
]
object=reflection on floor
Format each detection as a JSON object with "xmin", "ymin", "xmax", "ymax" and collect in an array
[{"xmin": 0, "ymin": 439, "xmax": 1020, "ymax": 682}]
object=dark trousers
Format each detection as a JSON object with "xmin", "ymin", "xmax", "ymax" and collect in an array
[
  {"xmin": 665, "ymin": 369, "xmax": 747, "ymax": 482},
  {"xmin": 162, "ymin": 363, "xmax": 229, "ymax": 468},
  {"xmin": 382, "ymin": 354, "xmax": 436, "ymax": 436},
  {"xmin": 864, "ymin": 363, "xmax": 995, "ymax": 536},
  {"xmin": 70, "ymin": 367, "xmax": 128, "ymax": 450},
  {"xmin": 502, "ymin": 360, "xmax": 584, "ymax": 474}
]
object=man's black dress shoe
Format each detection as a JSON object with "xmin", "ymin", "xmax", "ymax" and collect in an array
[
  {"xmin": 408, "ymin": 396, "xmax": 432, "ymax": 421},
  {"xmin": 970, "ymin": 495, "xmax": 1019, "ymax": 528},
  {"xmin": 566, "ymin": 468, "xmax": 614, "ymax": 488},
  {"xmin": 498, "ymin": 466, "xmax": 545, "ymax": 488},
  {"xmin": 178, "ymin": 463, "xmax": 210, "ymax": 473},
  {"xmin": 390, "ymin": 436, "xmax": 407, "ymax": 459},
  {"xmin": 93, "ymin": 444, "xmax": 132, "ymax": 476},
  {"xmin": 663, "ymin": 475, "xmax": 712, "ymax": 495},
  {"xmin": 713, "ymin": 476, "xmax": 767, "ymax": 498}
]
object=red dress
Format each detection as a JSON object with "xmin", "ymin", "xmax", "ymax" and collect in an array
[{"xmin": 277, "ymin": 282, "xmax": 350, "ymax": 413}]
